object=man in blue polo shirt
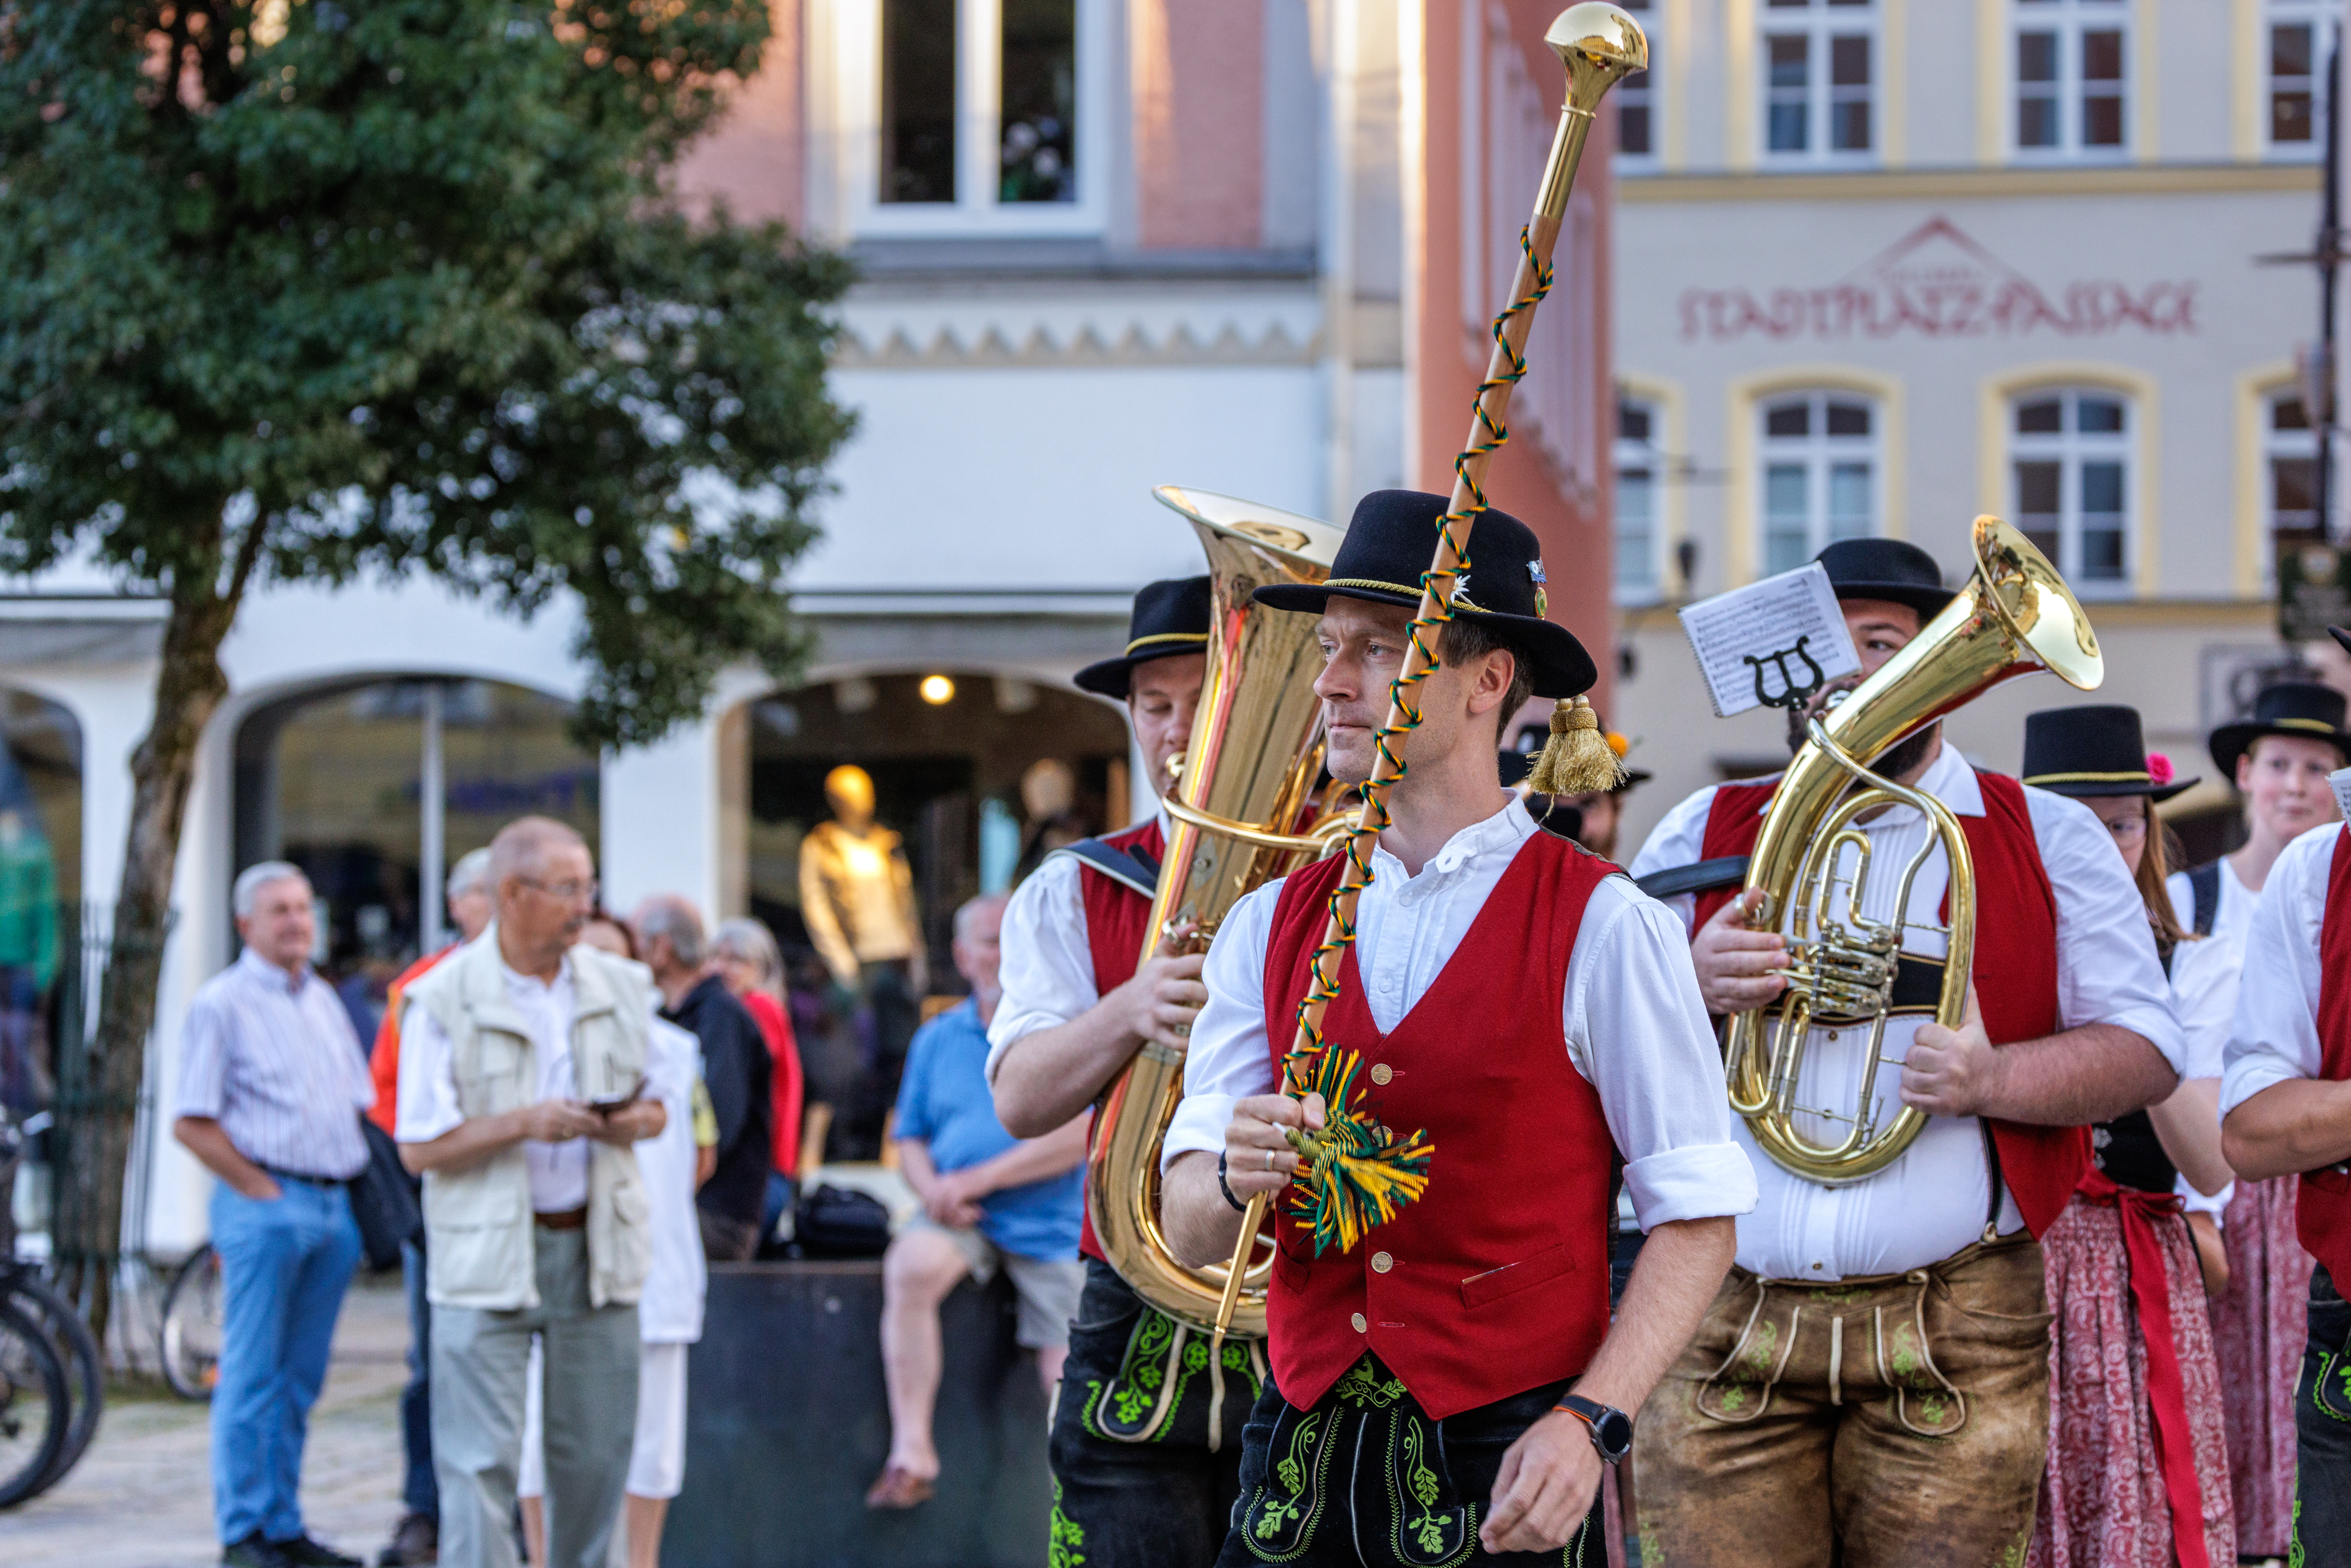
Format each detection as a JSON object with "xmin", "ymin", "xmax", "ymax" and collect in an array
[{"xmin": 866, "ymin": 892, "xmax": 1090, "ymax": 1510}]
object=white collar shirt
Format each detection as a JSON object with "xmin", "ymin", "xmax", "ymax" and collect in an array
[
  {"xmin": 1627, "ymin": 741, "xmax": 2185, "ymax": 1280},
  {"xmin": 1166, "ymin": 797, "xmax": 1757, "ymax": 1233},
  {"xmin": 2165, "ymin": 856, "xmax": 2256, "ymax": 948},
  {"xmin": 986, "ymin": 804, "xmax": 1171, "ymax": 1082},
  {"xmin": 394, "ymin": 955, "xmax": 589, "ymax": 1214},
  {"xmin": 2222, "ymin": 821, "xmax": 2342, "ymax": 1120}
]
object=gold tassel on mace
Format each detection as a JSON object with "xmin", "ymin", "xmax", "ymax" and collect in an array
[{"xmin": 1527, "ymin": 695, "xmax": 1626, "ymax": 796}]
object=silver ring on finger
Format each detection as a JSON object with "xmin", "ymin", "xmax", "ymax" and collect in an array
[
  {"xmin": 1172, "ymin": 1021, "xmax": 1191, "ymax": 1038},
  {"xmin": 1265, "ymin": 1148, "xmax": 1277, "ymax": 1172}
]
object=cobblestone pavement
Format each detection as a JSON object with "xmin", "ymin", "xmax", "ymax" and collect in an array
[{"xmin": 0, "ymin": 1274, "xmax": 411, "ymax": 1568}]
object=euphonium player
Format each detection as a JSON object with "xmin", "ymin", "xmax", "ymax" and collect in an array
[
  {"xmin": 987, "ymin": 576, "xmax": 1253, "ymax": 1566},
  {"xmin": 1625, "ymin": 538, "xmax": 2185, "ymax": 1567},
  {"xmin": 1160, "ymin": 491, "xmax": 1756, "ymax": 1564}
]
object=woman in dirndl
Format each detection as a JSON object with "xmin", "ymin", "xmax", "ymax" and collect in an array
[{"xmin": 2021, "ymin": 705, "xmax": 2235, "ymax": 1568}]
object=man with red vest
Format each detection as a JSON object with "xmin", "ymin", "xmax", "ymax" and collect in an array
[
  {"xmin": 986, "ymin": 576, "xmax": 1233, "ymax": 1567},
  {"xmin": 1159, "ymin": 491, "xmax": 1755, "ymax": 1563},
  {"xmin": 1624, "ymin": 536, "xmax": 2183, "ymax": 1567},
  {"xmin": 2219, "ymin": 624, "xmax": 2351, "ymax": 1568}
]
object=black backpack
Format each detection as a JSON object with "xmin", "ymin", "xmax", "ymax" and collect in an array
[{"xmin": 791, "ymin": 1183, "xmax": 893, "ymax": 1259}]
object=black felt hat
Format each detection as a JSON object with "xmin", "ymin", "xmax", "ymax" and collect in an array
[
  {"xmin": 1073, "ymin": 576, "xmax": 1213, "ymax": 699},
  {"xmin": 1816, "ymin": 538, "xmax": 1956, "ymax": 619},
  {"xmin": 1252, "ymin": 490, "xmax": 1597, "ymax": 699},
  {"xmin": 2207, "ymin": 679, "xmax": 2351, "ymax": 780},
  {"xmin": 2021, "ymin": 705, "xmax": 2198, "ymax": 803}
]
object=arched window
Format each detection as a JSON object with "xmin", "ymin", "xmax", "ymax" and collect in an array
[
  {"xmin": 234, "ymin": 679, "xmax": 599, "ymax": 992},
  {"xmin": 2011, "ymin": 388, "xmax": 2131, "ymax": 588},
  {"xmin": 1758, "ymin": 390, "xmax": 1878, "ymax": 577}
]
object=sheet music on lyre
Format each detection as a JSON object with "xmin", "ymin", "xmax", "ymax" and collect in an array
[{"xmin": 1677, "ymin": 563, "xmax": 1864, "ymax": 719}]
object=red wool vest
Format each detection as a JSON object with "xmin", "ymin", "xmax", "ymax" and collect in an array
[
  {"xmin": 2303, "ymin": 826, "xmax": 2351, "ymax": 1286},
  {"xmin": 1073, "ymin": 818, "xmax": 1164, "ymax": 1264},
  {"xmin": 1258, "ymin": 833, "xmax": 1621, "ymax": 1421},
  {"xmin": 1695, "ymin": 771, "xmax": 2087, "ymax": 1239}
]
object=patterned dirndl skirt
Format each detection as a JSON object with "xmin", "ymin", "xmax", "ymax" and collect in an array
[
  {"xmin": 2028, "ymin": 1193, "xmax": 2234, "ymax": 1568},
  {"xmin": 2209, "ymin": 1173, "xmax": 2314, "ymax": 1559}
]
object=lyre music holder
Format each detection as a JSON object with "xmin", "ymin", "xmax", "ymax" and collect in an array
[{"xmin": 1744, "ymin": 635, "xmax": 1828, "ymax": 711}]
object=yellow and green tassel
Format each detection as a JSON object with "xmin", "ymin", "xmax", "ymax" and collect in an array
[{"xmin": 1281, "ymin": 1047, "xmax": 1435, "ymax": 1258}]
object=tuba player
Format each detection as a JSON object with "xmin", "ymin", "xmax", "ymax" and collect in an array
[
  {"xmin": 1624, "ymin": 538, "xmax": 2185, "ymax": 1567},
  {"xmin": 1160, "ymin": 491, "xmax": 1755, "ymax": 1562},
  {"xmin": 987, "ymin": 576, "xmax": 1253, "ymax": 1566}
]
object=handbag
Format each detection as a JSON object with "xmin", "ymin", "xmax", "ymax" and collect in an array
[
  {"xmin": 792, "ymin": 1183, "xmax": 892, "ymax": 1259},
  {"xmin": 348, "ymin": 1115, "xmax": 423, "ymax": 1272}
]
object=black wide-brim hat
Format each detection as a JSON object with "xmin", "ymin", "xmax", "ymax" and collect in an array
[
  {"xmin": 1074, "ymin": 576, "xmax": 1213, "ymax": 699},
  {"xmin": 2207, "ymin": 675, "xmax": 2351, "ymax": 781},
  {"xmin": 1816, "ymin": 538, "xmax": 1956, "ymax": 619},
  {"xmin": 2021, "ymin": 704, "xmax": 2198, "ymax": 803},
  {"xmin": 1253, "ymin": 490, "xmax": 1597, "ymax": 699}
]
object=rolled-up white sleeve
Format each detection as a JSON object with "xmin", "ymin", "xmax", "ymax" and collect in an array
[
  {"xmin": 394, "ymin": 1002, "xmax": 465, "ymax": 1144},
  {"xmin": 1566, "ymin": 877, "xmax": 1758, "ymax": 1230},
  {"xmin": 2030, "ymin": 787, "xmax": 2187, "ymax": 1070},
  {"xmin": 984, "ymin": 854, "xmax": 1101, "ymax": 1082},
  {"xmin": 2222, "ymin": 823, "xmax": 2335, "ymax": 1116},
  {"xmin": 1161, "ymin": 880, "xmax": 1285, "ymax": 1171},
  {"xmin": 1624, "ymin": 784, "xmax": 1723, "ymax": 934}
]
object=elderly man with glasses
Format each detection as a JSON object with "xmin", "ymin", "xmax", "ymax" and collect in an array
[{"xmin": 395, "ymin": 816, "xmax": 666, "ymax": 1568}]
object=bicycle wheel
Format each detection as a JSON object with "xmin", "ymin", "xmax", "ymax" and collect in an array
[
  {"xmin": 0, "ymin": 1298, "xmax": 67, "ymax": 1509},
  {"xmin": 6, "ymin": 1272, "xmax": 102, "ymax": 1488},
  {"xmin": 160, "ymin": 1245, "xmax": 223, "ymax": 1403}
]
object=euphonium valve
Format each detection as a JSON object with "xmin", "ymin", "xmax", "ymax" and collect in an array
[{"xmin": 1723, "ymin": 516, "xmax": 2104, "ymax": 1184}]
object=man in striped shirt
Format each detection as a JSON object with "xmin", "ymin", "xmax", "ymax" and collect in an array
[{"xmin": 174, "ymin": 862, "xmax": 376, "ymax": 1568}]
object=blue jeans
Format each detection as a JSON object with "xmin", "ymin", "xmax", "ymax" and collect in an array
[
  {"xmin": 210, "ymin": 1176, "xmax": 363, "ymax": 1544},
  {"xmin": 401, "ymin": 1238, "xmax": 437, "ymax": 1518}
]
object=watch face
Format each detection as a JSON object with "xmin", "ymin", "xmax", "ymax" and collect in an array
[{"xmin": 1596, "ymin": 1408, "xmax": 1635, "ymax": 1458}]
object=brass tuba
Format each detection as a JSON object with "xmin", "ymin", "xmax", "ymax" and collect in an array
[
  {"xmin": 1083, "ymin": 485, "xmax": 1350, "ymax": 1342},
  {"xmin": 1724, "ymin": 516, "xmax": 2104, "ymax": 1183}
]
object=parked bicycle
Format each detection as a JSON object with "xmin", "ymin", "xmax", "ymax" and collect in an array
[
  {"xmin": 0, "ymin": 1109, "xmax": 103, "ymax": 1509},
  {"xmin": 159, "ymin": 1241, "xmax": 222, "ymax": 1402}
]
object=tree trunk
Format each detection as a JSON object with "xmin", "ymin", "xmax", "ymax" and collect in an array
[{"xmin": 51, "ymin": 517, "xmax": 242, "ymax": 1348}]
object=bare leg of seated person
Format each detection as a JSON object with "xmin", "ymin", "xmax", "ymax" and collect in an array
[{"xmin": 867, "ymin": 1225, "xmax": 972, "ymax": 1508}]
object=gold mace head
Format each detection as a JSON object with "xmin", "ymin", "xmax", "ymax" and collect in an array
[{"xmin": 1546, "ymin": 4, "xmax": 1649, "ymax": 106}]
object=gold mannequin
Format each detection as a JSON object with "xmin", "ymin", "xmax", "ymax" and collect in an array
[{"xmin": 799, "ymin": 765, "xmax": 926, "ymax": 994}]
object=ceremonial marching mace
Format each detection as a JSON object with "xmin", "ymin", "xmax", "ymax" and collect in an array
[{"xmin": 1206, "ymin": 4, "xmax": 1647, "ymax": 1374}]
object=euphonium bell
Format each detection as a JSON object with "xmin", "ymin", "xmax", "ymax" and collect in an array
[{"xmin": 1725, "ymin": 516, "xmax": 2103, "ymax": 1184}]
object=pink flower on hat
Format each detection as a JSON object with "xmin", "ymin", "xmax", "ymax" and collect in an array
[{"xmin": 2147, "ymin": 752, "xmax": 2174, "ymax": 786}]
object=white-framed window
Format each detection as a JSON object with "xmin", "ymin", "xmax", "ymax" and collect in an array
[
  {"xmin": 2014, "ymin": 0, "xmax": 2128, "ymax": 158},
  {"xmin": 2267, "ymin": 390, "xmax": 2321, "ymax": 534},
  {"xmin": 1761, "ymin": 0, "xmax": 1876, "ymax": 163},
  {"xmin": 1759, "ymin": 392, "xmax": 1878, "ymax": 576},
  {"xmin": 1615, "ymin": 397, "xmax": 1662, "ymax": 601},
  {"xmin": 845, "ymin": 0, "xmax": 1109, "ymax": 238},
  {"xmin": 2011, "ymin": 389, "xmax": 2131, "ymax": 589},
  {"xmin": 1615, "ymin": 0, "xmax": 1658, "ymax": 167},
  {"xmin": 2267, "ymin": 1, "xmax": 2341, "ymax": 157}
]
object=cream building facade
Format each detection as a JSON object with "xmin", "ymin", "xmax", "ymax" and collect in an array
[{"xmin": 1609, "ymin": 0, "xmax": 2345, "ymax": 859}]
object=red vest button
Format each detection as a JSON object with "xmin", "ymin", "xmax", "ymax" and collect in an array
[
  {"xmin": 1369, "ymin": 1063, "xmax": 1393, "ymax": 1085},
  {"xmin": 1351, "ymin": 1312, "xmax": 1367, "ymax": 1334},
  {"xmin": 1371, "ymin": 1251, "xmax": 1393, "ymax": 1273}
]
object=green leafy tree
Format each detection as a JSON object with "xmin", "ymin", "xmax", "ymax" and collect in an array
[{"xmin": 0, "ymin": 0, "xmax": 853, "ymax": 1332}]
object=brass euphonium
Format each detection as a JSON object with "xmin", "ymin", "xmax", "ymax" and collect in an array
[
  {"xmin": 1725, "ymin": 515, "xmax": 2104, "ymax": 1183},
  {"xmin": 1083, "ymin": 486, "xmax": 1350, "ymax": 1345}
]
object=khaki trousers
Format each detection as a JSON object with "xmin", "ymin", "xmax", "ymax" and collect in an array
[{"xmin": 1633, "ymin": 1233, "xmax": 2053, "ymax": 1568}]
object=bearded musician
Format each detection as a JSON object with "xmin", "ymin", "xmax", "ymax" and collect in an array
[
  {"xmin": 986, "ymin": 576, "xmax": 1252, "ymax": 1566},
  {"xmin": 1622, "ymin": 537, "xmax": 2185, "ymax": 1567},
  {"xmin": 1159, "ymin": 491, "xmax": 1756, "ymax": 1564}
]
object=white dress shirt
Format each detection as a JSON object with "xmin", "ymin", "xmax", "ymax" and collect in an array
[
  {"xmin": 173, "ymin": 947, "xmax": 376, "ymax": 1180},
  {"xmin": 986, "ymin": 807, "xmax": 1170, "ymax": 1082},
  {"xmin": 1628, "ymin": 742, "xmax": 2185, "ymax": 1280},
  {"xmin": 2168, "ymin": 932, "xmax": 2239, "ymax": 1218},
  {"xmin": 395, "ymin": 958, "xmax": 590, "ymax": 1213},
  {"xmin": 1165, "ymin": 797, "xmax": 1758, "ymax": 1233},
  {"xmin": 2166, "ymin": 856, "xmax": 2256, "ymax": 948},
  {"xmin": 2222, "ymin": 821, "xmax": 2344, "ymax": 1118}
]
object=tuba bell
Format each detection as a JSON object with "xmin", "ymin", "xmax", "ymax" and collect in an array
[
  {"xmin": 1725, "ymin": 515, "xmax": 2104, "ymax": 1183},
  {"xmin": 1082, "ymin": 485, "xmax": 1351, "ymax": 1342}
]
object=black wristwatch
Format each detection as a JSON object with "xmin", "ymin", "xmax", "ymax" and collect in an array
[{"xmin": 1554, "ymin": 1393, "xmax": 1633, "ymax": 1465}]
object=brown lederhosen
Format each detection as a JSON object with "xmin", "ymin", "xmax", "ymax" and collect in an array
[{"xmin": 1634, "ymin": 1232, "xmax": 2053, "ymax": 1568}]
